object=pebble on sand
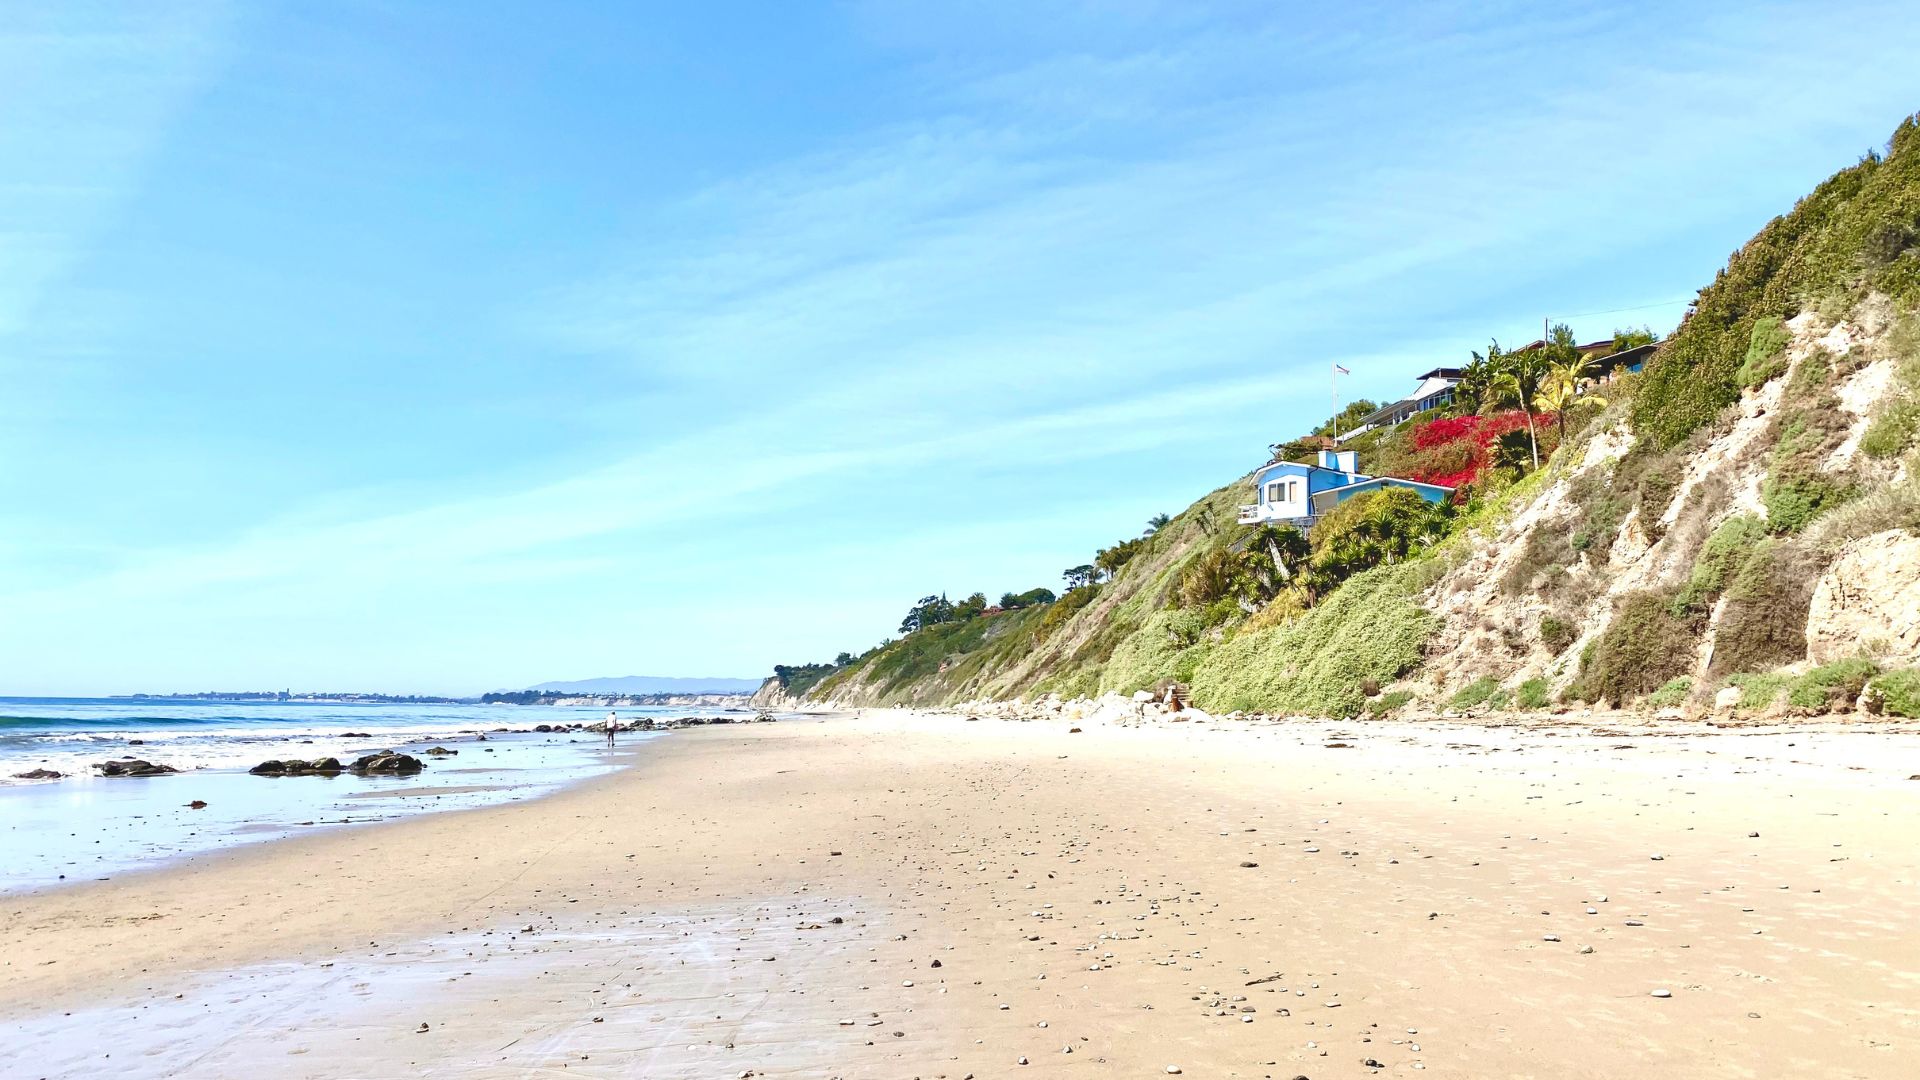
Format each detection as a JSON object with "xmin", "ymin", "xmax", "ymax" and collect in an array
[{"xmin": 1651, "ymin": 989, "xmax": 1672, "ymax": 998}]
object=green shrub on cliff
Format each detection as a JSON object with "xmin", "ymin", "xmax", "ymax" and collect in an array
[
  {"xmin": 1634, "ymin": 112, "xmax": 1920, "ymax": 449},
  {"xmin": 1449, "ymin": 676, "xmax": 1500, "ymax": 709},
  {"xmin": 1515, "ymin": 677, "xmax": 1552, "ymax": 709},
  {"xmin": 1575, "ymin": 590, "xmax": 1702, "ymax": 704},
  {"xmin": 1870, "ymin": 668, "xmax": 1920, "ymax": 717},
  {"xmin": 1735, "ymin": 317, "xmax": 1793, "ymax": 388},
  {"xmin": 1787, "ymin": 658, "xmax": 1879, "ymax": 711},
  {"xmin": 1192, "ymin": 562, "xmax": 1437, "ymax": 717},
  {"xmin": 1726, "ymin": 671, "xmax": 1791, "ymax": 711},
  {"xmin": 1647, "ymin": 677, "xmax": 1693, "ymax": 709}
]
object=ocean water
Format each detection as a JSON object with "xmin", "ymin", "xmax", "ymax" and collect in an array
[{"xmin": 0, "ymin": 697, "xmax": 726, "ymax": 893}]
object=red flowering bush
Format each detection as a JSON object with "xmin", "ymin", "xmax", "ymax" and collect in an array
[
  {"xmin": 1406, "ymin": 410, "xmax": 1554, "ymax": 491},
  {"xmin": 1412, "ymin": 415, "xmax": 1483, "ymax": 451}
]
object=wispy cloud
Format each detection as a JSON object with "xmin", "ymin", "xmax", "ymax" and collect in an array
[{"xmin": 0, "ymin": 2, "xmax": 236, "ymax": 341}]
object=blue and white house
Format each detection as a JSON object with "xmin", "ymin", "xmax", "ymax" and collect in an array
[{"xmin": 1238, "ymin": 449, "xmax": 1454, "ymax": 527}]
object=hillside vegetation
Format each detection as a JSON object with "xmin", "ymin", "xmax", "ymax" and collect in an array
[{"xmin": 761, "ymin": 112, "xmax": 1920, "ymax": 722}]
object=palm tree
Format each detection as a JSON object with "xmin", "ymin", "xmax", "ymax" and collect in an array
[
  {"xmin": 1145, "ymin": 513, "xmax": 1172, "ymax": 536},
  {"xmin": 1534, "ymin": 354, "xmax": 1609, "ymax": 443},
  {"xmin": 1457, "ymin": 343, "xmax": 1502, "ymax": 414},
  {"xmin": 1488, "ymin": 370, "xmax": 1540, "ymax": 470}
]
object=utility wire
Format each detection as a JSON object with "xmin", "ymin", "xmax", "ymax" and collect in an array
[{"xmin": 1553, "ymin": 297, "xmax": 1693, "ymax": 320}]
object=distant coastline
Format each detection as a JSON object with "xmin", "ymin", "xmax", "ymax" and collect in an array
[
  {"xmin": 480, "ymin": 690, "xmax": 755, "ymax": 707},
  {"xmin": 118, "ymin": 691, "xmax": 468, "ymax": 704}
]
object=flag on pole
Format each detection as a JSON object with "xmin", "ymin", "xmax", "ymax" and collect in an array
[{"xmin": 1333, "ymin": 363, "xmax": 1350, "ymax": 375}]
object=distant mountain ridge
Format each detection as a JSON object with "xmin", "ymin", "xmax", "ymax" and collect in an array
[{"xmin": 525, "ymin": 675, "xmax": 761, "ymax": 695}]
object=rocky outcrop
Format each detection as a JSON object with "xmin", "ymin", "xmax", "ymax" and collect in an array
[
  {"xmin": 250, "ymin": 757, "xmax": 345, "ymax": 776},
  {"xmin": 12, "ymin": 769, "xmax": 63, "ymax": 780},
  {"xmin": 421, "ymin": 746, "xmax": 459, "ymax": 756},
  {"xmin": 347, "ymin": 751, "xmax": 424, "ymax": 776},
  {"xmin": 94, "ymin": 759, "xmax": 178, "ymax": 777},
  {"xmin": 748, "ymin": 677, "xmax": 795, "ymax": 711},
  {"xmin": 1806, "ymin": 529, "xmax": 1920, "ymax": 664}
]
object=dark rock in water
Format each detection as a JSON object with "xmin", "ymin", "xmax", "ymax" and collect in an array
[
  {"xmin": 754, "ymin": 713, "xmax": 776, "ymax": 723},
  {"xmin": 250, "ymin": 757, "xmax": 345, "ymax": 777},
  {"xmin": 534, "ymin": 724, "xmax": 553, "ymax": 733},
  {"xmin": 348, "ymin": 750, "xmax": 424, "ymax": 776},
  {"xmin": 12, "ymin": 768, "xmax": 62, "ymax": 780},
  {"xmin": 188, "ymin": 800, "xmax": 208, "ymax": 809},
  {"xmin": 128, "ymin": 739, "xmax": 145, "ymax": 745},
  {"xmin": 421, "ymin": 746, "xmax": 459, "ymax": 756},
  {"xmin": 708, "ymin": 716, "xmax": 734, "ymax": 725},
  {"xmin": 632, "ymin": 718, "xmax": 655, "ymax": 731},
  {"xmin": 340, "ymin": 732, "xmax": 372, "ymax": 738},
  {"xmin": 95, "ymin": 759, "xmax": 178, "ymax": 777}
]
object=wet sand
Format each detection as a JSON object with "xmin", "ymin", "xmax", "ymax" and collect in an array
[{"xmin": 3, "ymin": 710, "xmax": 1918, "ymax": 1078}]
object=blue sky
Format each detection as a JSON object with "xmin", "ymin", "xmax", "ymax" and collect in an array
[{"xmin": 3, "ymin": 1, "xmax": 1917, "ymax": 695}]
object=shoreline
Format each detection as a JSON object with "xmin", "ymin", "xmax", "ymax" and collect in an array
[
  {"xmin": 0, "ymin": 701, "xmax": 774, "ymax": 894},
  {"xmin": 5, "ymin": 708, "xmax": 1918, "ymax": 1077}
]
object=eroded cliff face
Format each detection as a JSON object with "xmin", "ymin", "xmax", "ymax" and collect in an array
[
  {"xmin": 1807, "ymin": 529, "xmax": 1920, "ymax": 664},
  {"xmin": 749, "ymin": 677, "xmax": 796, "ymax": 711},
  {"xmin": 1410, "ymin": 298, "xmax": 1917, "ymax": 711}
]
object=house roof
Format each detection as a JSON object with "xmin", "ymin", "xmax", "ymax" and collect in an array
[
  {"xmin": 1593, "ymin": 341, "xmax": 1659, "ymax": 368},
  {"xmin": 1352, "ymin": 375, "xmax": 1460, "ymax": 429},
  {"xmin": 1511, "ymin": 338, "xmax": 1616, "ymax": 355},
  {"xmin": 1328, "ymin": 475, "xmax": 1455, "ymax": 494},
  {"xmin": 1251, "ymin": 459, "xmax": 1352, "ymax": 486}
]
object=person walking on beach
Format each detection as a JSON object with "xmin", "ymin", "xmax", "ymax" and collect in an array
[{"xmin": 605, "ymin": 711, "xmax": 619, "ymax": 748}]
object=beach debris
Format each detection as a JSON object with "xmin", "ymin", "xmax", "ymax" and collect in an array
[
  {"xmin": 416, "ymin": 1022, "xmax": 429, "ymax": 1033},
  {"xmin": 250, "ymin": 757, "xmax": 344, "ymax": 777},
  {"xmin": 1240, "ymin": 861, "xmax": 1260, "ymax": 868},
  {"xmin": 348, "ymin": 750, "xmax": 425, "ymax": 776},
  {"xmin": 1649, "ymin": 854, "xmax": 1664, "ymax": 861},
  {"xmin": 188, "ymin": 800, "xmax": 207, "ymax": 809},
  {"xmin": 1650, "ymin": 989, "xmax": 1672, "ymax": 998},
  {"xmin": 1165, "ymin": 1068, "xmax": 1182, "ymax": 1075},
  {"xmin": 93, "ymin": 759, "xmax": 178, "ymax": 777}
]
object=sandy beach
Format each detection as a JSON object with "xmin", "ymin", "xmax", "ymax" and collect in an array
[{"xmin": 4, "ymin": 709, "xmax": 1918, "ymax": 1078}]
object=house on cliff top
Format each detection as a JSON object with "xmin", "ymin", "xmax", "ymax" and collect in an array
[
  {"xmin": 1239, "ymin": 448, "xmax": 1452, "ymax": 527},
  {"xmin": 1338, "ymin": 367, "xmax": 1462, "ymax": 441}
]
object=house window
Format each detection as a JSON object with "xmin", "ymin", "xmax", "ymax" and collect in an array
[{"xmin": 1265, "ymin": 482, "xmax": 1283, "ymax": 503}]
